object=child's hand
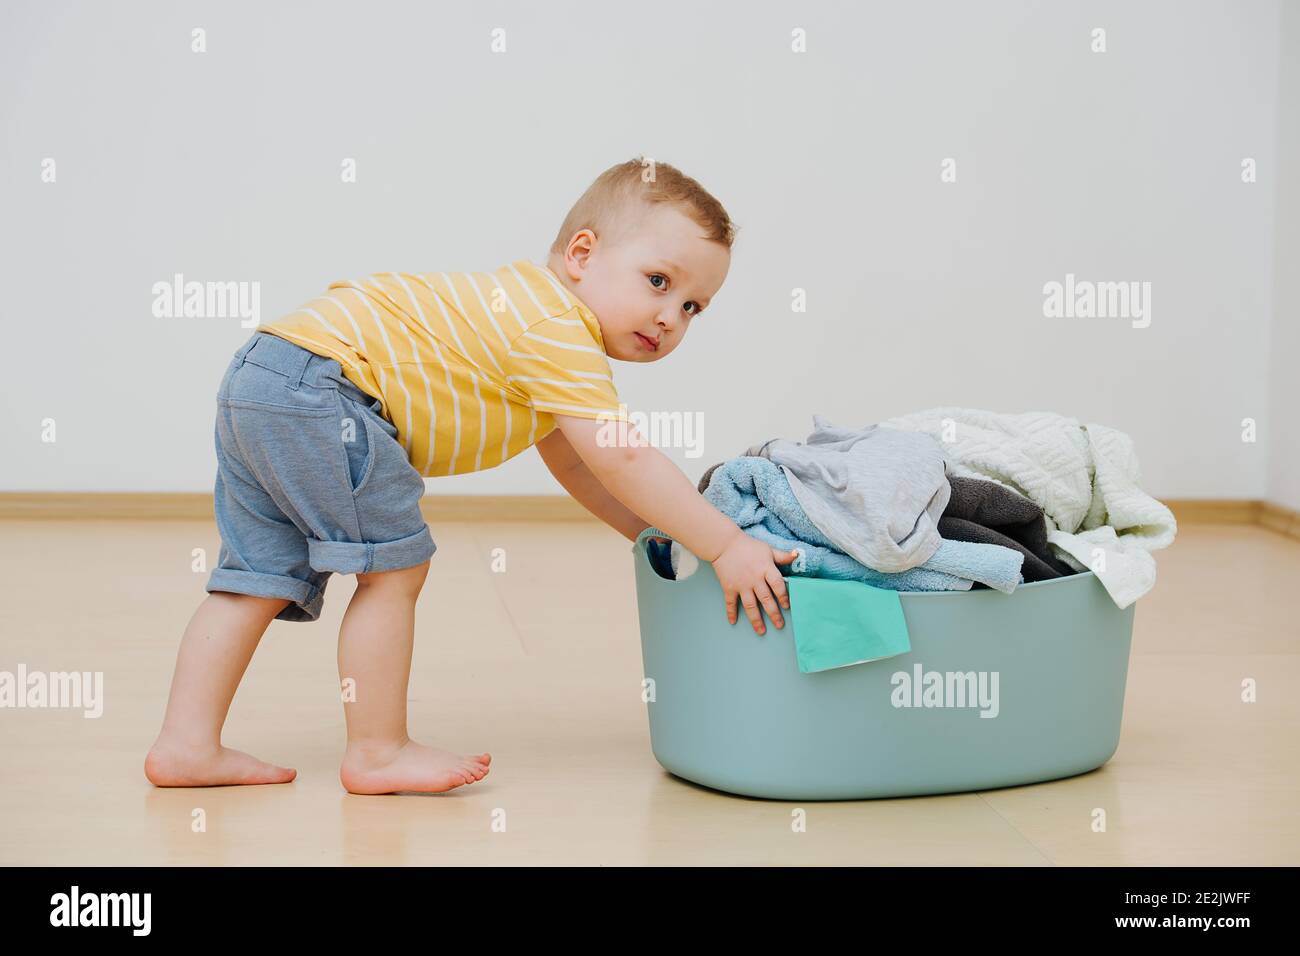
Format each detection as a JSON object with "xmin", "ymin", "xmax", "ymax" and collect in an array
[{"xmin": 711, "ymin": 531, "xmax": 796, "ymax": 635}]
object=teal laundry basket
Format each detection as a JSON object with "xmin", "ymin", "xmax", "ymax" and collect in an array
[{"xmin": 632, "ymin": 527, "xmax": 1135, "ymax": 800}]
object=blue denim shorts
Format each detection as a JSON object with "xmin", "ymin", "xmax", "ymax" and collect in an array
[{"xmin": 206, "ymin": 332, "xmax": 436, "ymax": 622}]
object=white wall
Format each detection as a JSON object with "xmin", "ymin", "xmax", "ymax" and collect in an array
[
  {"xmin": 1268, "ymin": 0, "xmax": 1300, "ymax": 512},
  {"xmin": 0, "ymin": 0, "xmax": 1289, "ymax": 498}
]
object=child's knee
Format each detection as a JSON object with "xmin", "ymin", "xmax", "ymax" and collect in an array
[
  {"xmin": 355, "ymin": 560, "xmax": 430, "ymax": 598},
  {"xmin": 209, "ymin": 590, "xmax": 292, "ymax": 617}
]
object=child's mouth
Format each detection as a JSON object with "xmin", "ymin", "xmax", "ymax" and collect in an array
[{"xmin": 635, "ymin": 332, "xmax": 658, "ymax": 351}]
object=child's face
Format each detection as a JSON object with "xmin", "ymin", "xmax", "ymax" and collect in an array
[{"xmin": 550, "ymin": 205, "xmax": 730, "ymax": 363}]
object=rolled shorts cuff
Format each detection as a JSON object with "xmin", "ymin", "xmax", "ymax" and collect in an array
[
  {"xmin": 205, "ymin": 568, "xmax": 325, "ymax": 622},
  {"xmin": 306, "ymin": 525, "xmax": 437, "ymax": 575}
]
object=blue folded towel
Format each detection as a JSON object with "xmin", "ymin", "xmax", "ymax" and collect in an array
[{"xmin": 701, "ymin": 457, "xmax": 1024, "ymax": 592}]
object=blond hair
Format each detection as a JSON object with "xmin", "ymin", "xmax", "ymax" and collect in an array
[{"xmin": 549, "ymin": 156, "xmax": 737, "ymax": 257}]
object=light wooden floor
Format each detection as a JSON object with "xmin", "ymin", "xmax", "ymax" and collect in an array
[{"xmin": 0, "ymin": 518, "xmax": 1297, "ymax": 866}]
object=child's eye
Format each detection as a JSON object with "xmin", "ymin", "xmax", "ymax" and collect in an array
[{"xmin": 650, "ymin": 274, "xmax": 698, "ymax": 315}]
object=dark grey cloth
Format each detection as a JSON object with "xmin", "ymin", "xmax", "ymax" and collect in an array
[{"xmin": 940, "ymin": 477, "xmax": 1076, "ymax": 582}]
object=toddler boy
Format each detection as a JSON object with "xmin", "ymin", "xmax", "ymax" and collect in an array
[{"xmin": 145, "ymin": 158, "xmax": 794, "ymax": 794}]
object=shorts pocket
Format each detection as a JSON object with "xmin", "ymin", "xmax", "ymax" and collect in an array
[
  {"xmin": 227, "ymin": 360, "xmax": 336, "ymax": 414},
  {"xmin": 338, "ymin": 394, "xmax": 376, "ymax": 496}
]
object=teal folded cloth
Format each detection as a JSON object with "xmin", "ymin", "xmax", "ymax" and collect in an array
[{"xmin": 786, "ymin": 576, "xmax": 911, "ymax": 674}]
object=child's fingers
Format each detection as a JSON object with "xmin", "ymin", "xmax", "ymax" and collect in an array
[
  {"xmin": 756, "ymin": 582, "xmax": 784, "ymax": 629},
  {"xmin": 739, "ymin": 590, "xmax": 764, "ymax": 634},
  {"xmin": 767, "ymin": 569, "xmax": 790, "ymax": 609},
  {"xmin": 772, "ymin": 547, "xmax": 798, "ymax": 564}
]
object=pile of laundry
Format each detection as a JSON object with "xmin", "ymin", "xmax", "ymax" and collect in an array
[{"xmin": 648, "ymin": 408, "xmax": 1177, "ymax": 612}]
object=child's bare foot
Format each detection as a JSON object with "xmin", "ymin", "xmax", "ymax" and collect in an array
[
  {"xmin": 144, "ymin": 738, "xmax": 297, "ymax": 787},
  {"xmin": 340, "ymin": 738, "xmax": 491, "ymax": 795}
]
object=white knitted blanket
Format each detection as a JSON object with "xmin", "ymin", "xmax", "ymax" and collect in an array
[{"xmin": 879, "ymin": 407, "xmax": 1177, "ymax": 609}]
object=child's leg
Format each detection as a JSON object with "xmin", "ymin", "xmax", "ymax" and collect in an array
[
  {"xmin": 336, "ymin": 560, "xmax": 491, "ymax": 795},
  {"xmin": 145, "ymin": 591, "xmax": 296, "ymax": 787}
]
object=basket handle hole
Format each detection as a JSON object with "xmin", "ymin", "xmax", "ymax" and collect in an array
[{"xmin": 644, "ymin": 537, "xmax": 700, "ymax": 581}]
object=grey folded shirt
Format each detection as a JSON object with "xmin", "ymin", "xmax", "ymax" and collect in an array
[{"xmin": 744, "ymin": 416, "xmax": 951, "ymax": 573}]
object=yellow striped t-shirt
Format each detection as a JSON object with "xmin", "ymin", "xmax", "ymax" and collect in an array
[{"xmin": 257, "ymin": 259, "xmax": 628, "ymax": 477}]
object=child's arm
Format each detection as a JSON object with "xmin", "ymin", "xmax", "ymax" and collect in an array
[
  {"xmin": 550, "ymin": 415, "xmax": 794, "ymax": 634},
  {"xmin": 536, "ymin": 427, "xmax": 651, "ymax": 542}
]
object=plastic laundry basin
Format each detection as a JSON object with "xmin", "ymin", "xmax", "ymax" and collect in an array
[{"xmin": 631, "ymin": 526, "xmax": 1135, "ymax": 800}]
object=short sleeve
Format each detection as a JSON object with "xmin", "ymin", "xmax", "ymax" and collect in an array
[{"xmin": 504, "ymin": 310, "xmax": 628, "ymax": 422}]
